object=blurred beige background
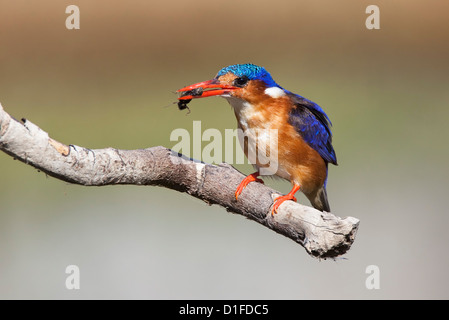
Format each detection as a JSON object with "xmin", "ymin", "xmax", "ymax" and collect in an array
[{"xmin": 0, "ymin": 0, "xmax": 448, "ymax": 299}]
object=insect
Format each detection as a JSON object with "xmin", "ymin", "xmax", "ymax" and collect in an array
[
  {"xmin": 184, "ymin": 87, "xmax": 204, "ymax": 97},
  {"xmin": 177, "ymin": 88, "xmax": 204, "ymax": 113},
  {"xmin": 177, "ymin": 99, "xmax": 192, "ymax": 113}
]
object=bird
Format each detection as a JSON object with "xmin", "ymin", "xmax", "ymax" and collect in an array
[{"xmin": 177, "ymin": 63, "xmax": 337, "ymax": 214}]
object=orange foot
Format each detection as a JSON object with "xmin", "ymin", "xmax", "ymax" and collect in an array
[
  {"xmin": 272, "ymin": 184, "xmax": 301, "ymax": 215},
  {"xmin": 235, "ymin": 172, "xmax": 264, "ymax": 200}
]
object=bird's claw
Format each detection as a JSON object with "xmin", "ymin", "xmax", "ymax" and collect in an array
[
  {"xmin": 271, "ymin": 194, "xmax": 297, "ymax": 215},
  {"xmin": 235, "ymin": 172, "xmax": 263, "ymax": 200}
]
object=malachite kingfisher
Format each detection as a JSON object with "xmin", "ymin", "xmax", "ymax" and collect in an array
[{"xmin": 177, "ymin": 63, "xmax": 337, "ymax": 214}]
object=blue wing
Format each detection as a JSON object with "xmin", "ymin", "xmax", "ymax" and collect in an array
[{"xmin": 287, "ymin": 92, "xmax": 337, "ymax": 165}]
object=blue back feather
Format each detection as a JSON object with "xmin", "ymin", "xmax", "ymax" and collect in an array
[{"xmin": 286, "ymin": 92, "xmax": 337, "ymax": 165}]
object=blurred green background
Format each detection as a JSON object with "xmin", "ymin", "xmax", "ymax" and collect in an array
[{"xmin": 1, "ymin": 0, "xmax": 448, "ymax": 299}]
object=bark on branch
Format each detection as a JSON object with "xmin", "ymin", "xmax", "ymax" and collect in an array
[{"xmin": 0, "ymin": 103, "xmax": 359, "ymax": 259}]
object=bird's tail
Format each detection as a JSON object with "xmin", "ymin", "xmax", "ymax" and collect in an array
[{"xmin": 309, "ymin": 186, "xmax": 331, "ymax": 212}]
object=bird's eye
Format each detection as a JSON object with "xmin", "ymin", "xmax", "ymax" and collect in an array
[{"xmin": 233, "ymin": 76, "xmax": 249, "ymax": 87}]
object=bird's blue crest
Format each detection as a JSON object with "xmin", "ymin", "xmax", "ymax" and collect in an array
[{"xmin": 216, "ymin": 64, "xmax": 278, "ymax": 87}]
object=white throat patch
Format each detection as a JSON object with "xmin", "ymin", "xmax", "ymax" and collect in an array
[{"xmin": 264, "ymin": 87, "xmax": 286, "ymax": 98}]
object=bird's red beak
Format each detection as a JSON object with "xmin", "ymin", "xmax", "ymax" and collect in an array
[{"xmin": 177, "ymin": 79, "xmax": 238, "ymax": 100}]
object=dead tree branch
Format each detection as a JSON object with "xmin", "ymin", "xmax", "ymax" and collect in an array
[{"xmin": 0, "ymin": 103, "xmax": 359, "ymax": 259}]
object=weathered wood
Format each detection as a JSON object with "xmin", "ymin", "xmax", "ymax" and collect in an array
[{"xmin": 0, "ymin": 103, "xmax": 359, "ymax": 259}]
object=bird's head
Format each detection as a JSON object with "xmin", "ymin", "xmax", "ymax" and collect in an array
[{"xmin": 177, "ymin": 63, "xmax": 284, "ymax": 104}]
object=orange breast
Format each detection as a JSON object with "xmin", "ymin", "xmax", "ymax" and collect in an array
[{"xmin": 230, "ymin": 85, "xmax": 327, "ymax": 195}]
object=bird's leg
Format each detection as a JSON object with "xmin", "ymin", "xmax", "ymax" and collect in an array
[
  {"xmin": 272, "ymin": 184, "xmax": 301, "ymax": 215},
  {"xmin": 235, "ymin": 171, "xmax": 264, "ymax": 200}
]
